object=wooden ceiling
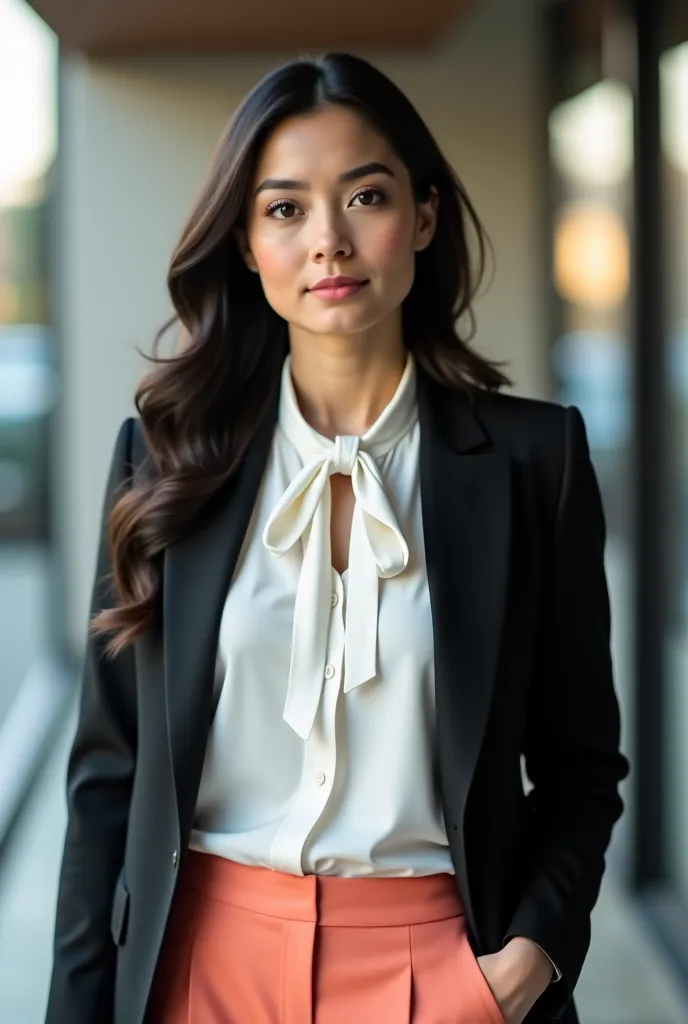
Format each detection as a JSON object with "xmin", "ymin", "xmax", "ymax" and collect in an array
[{"xmin": 26, "ymin": 0, "xmax": 476, "ymax": 56}]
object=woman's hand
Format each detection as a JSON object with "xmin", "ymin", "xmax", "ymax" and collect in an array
[{"xmin": 477, "ymin": 937, "xmax": 553, "ymax": 1024}]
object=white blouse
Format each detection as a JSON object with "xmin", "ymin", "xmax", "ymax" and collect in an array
[{"xmin": 189, "ymin": 352, "xmax": 454, "ymax": 878}]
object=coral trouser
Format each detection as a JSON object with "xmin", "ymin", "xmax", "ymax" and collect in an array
[{"xmin": 147, "ymin": 849, "xmax": 505, "ymax": 1023}]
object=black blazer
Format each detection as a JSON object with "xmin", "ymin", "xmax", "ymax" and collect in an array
[{"xmin": 46, "ymin": 369, "xmax": 629, "ymax": 1024}]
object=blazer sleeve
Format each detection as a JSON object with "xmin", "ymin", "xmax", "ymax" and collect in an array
[
  {"xmin": 503, "ymin": 406, "xmax": 630, "ymax": 1018},
  {"xmin": 45, "ymin": 417, "xmax": 138, "ymax": 1024}
]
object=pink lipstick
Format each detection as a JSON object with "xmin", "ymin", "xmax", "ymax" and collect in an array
[{"xmin": 309, "ymin": 276, "xmax": 368, "ymax": 301}]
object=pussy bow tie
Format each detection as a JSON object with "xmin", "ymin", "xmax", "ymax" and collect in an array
[{"xmin": 263, "ymin": 357, "xmax": 416, "ymax": 740}]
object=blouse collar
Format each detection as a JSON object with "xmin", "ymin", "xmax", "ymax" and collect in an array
[{"xmin": 263, "ymin": 351, "xmax": 417, "ymax": 740}]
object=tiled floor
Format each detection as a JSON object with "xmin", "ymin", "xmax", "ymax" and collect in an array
[{"xmin": 0, "ymin": 711, "xmax": 686, "ymax": 1024}]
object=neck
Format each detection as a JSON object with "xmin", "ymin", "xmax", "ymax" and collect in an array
[{"xmin": 287, "ymin": 322, "xmax": 407, "ymax": 439}]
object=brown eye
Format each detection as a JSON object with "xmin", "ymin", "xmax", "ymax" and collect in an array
[
  {"xmin": 350, "ymin": 187, "xmax": 385, "ymax": 208},
  {"xmin": 266, "ymin": 200, "xmax": 299, "ymax": 220}
]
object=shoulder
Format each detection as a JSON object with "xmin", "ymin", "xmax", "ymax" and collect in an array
[
  {"xmin": 104, "ymin": 416, "xmax": 151, "ymax": 491},
  {"xmin": 468, "ymin": 388, "xmax": 586, "ymax": 470},
  {"xmin": 462, "ymin": 389, "xmax": 594, "ymax": 514},
  {"xmin": 469, "ymin": 389, "xmax": 567, "ymax": 446},
  {"xmin": 114, "ymin": 414, "xmax": 151, "ymax": 474},
  {"xmin": 128, "ymin": 414, "xmax": 148, "ymax": 462}
]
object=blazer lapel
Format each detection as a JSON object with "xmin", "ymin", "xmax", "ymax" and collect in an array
[
  {"xmin": 418, "ymin": 371, "xmax": 512, "ymax": 931},
  {"xmin": 163, "ymin": 395, "xmax": 278, "ymax": 840}
]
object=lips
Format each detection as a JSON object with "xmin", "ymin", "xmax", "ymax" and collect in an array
[
  {"xmin": 308, "ymin": 276, "xmax": 368, "ymax": 301},
  {"xmin": 310, "ymin": 276, "xmax": 367, "ymax": 291}
]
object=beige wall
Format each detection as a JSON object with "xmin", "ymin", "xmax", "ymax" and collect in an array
[{"xmin": 57, "ymin": 0, "xmax": 546, "ymax": 652}]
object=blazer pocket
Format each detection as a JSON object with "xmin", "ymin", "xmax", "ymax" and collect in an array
[{"xmin": 110, "ymin": 869, "xmax": 130, "ymax": 947}]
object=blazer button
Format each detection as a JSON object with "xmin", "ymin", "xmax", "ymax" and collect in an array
[{"xmin": 172, "ymin": 850, "xmax": 179, "ymax": 868}]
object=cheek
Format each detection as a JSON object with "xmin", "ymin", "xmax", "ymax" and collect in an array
[
  {"xmin": 367, "ymin": 219, "xmax": 416, "ymax": 271},
  {"xmin": 249, "ymin": 231, "xmax": 300, "ymax": 290}
]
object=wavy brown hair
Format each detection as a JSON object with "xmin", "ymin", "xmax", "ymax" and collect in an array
[{"xmin": 93, "ymin": 51, "xmax": 511, "ymax": 656}]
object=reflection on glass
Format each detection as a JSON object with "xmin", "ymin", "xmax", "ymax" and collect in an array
[
  {"xmin": 548, "ymin": 79, "xmax": 634, "ymax": 546},
  {"xmin": 554, "ymin": 201, "xmax": 630, "ymax": 309},
  {"xmin": 660, "ymin": 41, "xmax": 688, "ymax": 901},
  {"xmin": 552, "ymin": 331, "xmax": 630, "ymax": 453},
  {"xmin": 0, "ymin": 0, "xmax": 56, "ymax": 207},
  {"xmin": 660, "ymin": 44, "xmax": 688, "ymax": 175},
  {"xmin": 0, "ymin": 0, "xmax": 57, "ymax": 539},
  {"xmin": 549, "ymin": 79, "xmax": 634, "ymax": 188},
  {"xmin": 548, "ymin": 74, "xmax": 635, "ymax": 875}
]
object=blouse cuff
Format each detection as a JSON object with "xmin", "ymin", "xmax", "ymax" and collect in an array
[{"xmin": 532, "ymin": 941, "xmax": 562, "ymax": 983}]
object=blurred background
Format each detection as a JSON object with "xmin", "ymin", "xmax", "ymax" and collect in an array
[{"xmin": 0, "ymin": 0, "xmax": 686, "ymax": 1019}]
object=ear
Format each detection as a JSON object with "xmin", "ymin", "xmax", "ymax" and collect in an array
[
  {"xmin": 234, "ymin": 229, "xmax": 259, "ymax": 273},
  {"xmin": 413, "ymin": 186, "xmax": 439, "ymax": 253}
]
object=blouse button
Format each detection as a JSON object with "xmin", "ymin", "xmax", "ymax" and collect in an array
[
  {"xmin": 172, "ymin": 850, "xmax": 179, "ymax": 868},
  {"xmin": 324, "ymin": 664, "xmax": 336, "ymax": 679},
  {"xmin": 315, "ymin": 772, "xmax": 326, "ymax": 786},
  {"xmin": 330, "ymin": 592, "xmax": 339, "ymax": 608}
]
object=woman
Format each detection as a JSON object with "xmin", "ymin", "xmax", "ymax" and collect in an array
[{"xmin": 46, "ymin": 53, "xmax": 629, "ymax": 1024}]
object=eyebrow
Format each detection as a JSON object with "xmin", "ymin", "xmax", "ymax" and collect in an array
[{"xmin": 254, "ymin": 161, "xmax": 396, "ymax": 196}]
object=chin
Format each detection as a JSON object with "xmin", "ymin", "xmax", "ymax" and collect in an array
[{"xmin": 313, "ymin": 309, "xmax": 389, "ymax": 338}]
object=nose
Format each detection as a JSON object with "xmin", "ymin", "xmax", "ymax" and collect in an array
[{"xmin": 309, "ymin": 208, "xmax": 353, "ymax": 262}]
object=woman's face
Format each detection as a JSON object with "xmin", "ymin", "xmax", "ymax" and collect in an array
[{"xmin": 240, "ymin": 105, "xmax": 437, "ymax": 344}]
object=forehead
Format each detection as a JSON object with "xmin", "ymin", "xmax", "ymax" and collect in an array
[{"xmin": 253, "ymin": 105, "xmax": 398, "ymax": 179}]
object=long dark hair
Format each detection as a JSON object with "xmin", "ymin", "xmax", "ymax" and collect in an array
[{"xmin": 93, "ymin": 51, "xmax": 511, "ymax": 655}]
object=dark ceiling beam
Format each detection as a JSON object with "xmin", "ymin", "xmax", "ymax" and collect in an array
[{"xmin": 26, "ymin": 0, "xmax": 476, "ymax": 56}]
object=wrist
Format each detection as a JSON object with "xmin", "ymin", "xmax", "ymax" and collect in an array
[{"xmin": 501, "ymin": 937, "xmax": 553, "ymax": 995}]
